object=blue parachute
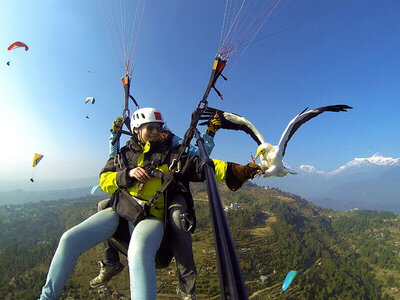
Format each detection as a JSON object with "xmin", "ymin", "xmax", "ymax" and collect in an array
[
  {"xmin": 90, "ymin": 184, "xmax": 101, "ymax": 196},
  {"xmin": 282, "ymin": 270, "xmax": 298, "ymax": 291}
]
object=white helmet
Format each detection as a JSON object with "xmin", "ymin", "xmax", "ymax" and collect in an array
[{"xmin": 131, "ymin": 107, "xmax": 164, "ymax": 132}]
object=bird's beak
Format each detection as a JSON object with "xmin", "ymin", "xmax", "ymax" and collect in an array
[{"xmin": 255, "ymin": 148, "xmax": 263, "ymax": 159}]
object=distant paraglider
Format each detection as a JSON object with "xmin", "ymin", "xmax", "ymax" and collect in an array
[
  {"xmin": 282, "ymin": 270, "xmax": 298, "ymax": 291},
  {"xmin": 32, "ymin": 153, "xmax": 43, "ymax": 167},
  {"xmin": 90, "ymin": 184, "xmax": 101, "ymax": 196},
  {"xmin": 85, "ymin": 97, "xmax": 95, "ymax": 119},
  {"xmin": 31, "ymin": 153, "xmax": 44, "ymax": 182},
  {"xmin": 8, "ymin": 41, "xmax": 29, "ymax": 51},
  {"xmin": 7, "ymin": 41, "xmax": 29, "ymax": 66},
  {"xmin": 85, "ymin": 97, "xmax": 95, "ymax": 104}
]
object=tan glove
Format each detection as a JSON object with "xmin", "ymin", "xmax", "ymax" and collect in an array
[
  {"xmin": 205, "ymin": 112, "xmax": 222, "ymax": 136},
  {"xmin": 112, "ymin": 117, "xmax": 123, "ymax": 132},
  {"xmin": 226, "ymin": 162, "xmax": 261, "ymax": 191}
]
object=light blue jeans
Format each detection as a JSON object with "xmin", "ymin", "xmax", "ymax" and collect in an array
[{"xmin": 39, "ymin": 207, "xmax": 164, "ymax": 300}]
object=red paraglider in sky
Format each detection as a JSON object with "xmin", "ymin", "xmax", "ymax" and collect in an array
[{"xmin": 7, "ymin": 41, "xmax": 29, "ymax": 51}]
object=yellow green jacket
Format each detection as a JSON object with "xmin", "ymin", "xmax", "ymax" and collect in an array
[{"xmin": 100, "ymin": 136, "xmax": 227, "ymax": 220}]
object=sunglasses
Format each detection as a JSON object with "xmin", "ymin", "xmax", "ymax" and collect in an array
[{"xmin": 143, "ymin": 123, "xmax": 163, "ymax": 131}]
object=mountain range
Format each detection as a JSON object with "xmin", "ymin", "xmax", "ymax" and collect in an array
[{"xmin": 257, "ymin": 154, "xmax": 400, "ymax": 213}]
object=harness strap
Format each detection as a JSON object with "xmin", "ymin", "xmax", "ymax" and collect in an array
[
  {"xmin": 142, "ymin": 150, "xmax": 174, "ymax": 209},
  {"xmin": 147, "ymin": 101, "xmax": 209, "ymax": 209},
  {"xmin": 146, "ymin": 172, "xmax": 175, "ymax": 211},
  {"xmin": 129, "ymin": 95, "xmax": 140, "ymax": 109}
]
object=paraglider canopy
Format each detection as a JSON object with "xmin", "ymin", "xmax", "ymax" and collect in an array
[
  {"xmin": 32, "ymin": 153, "xmax": 43, "ymax": 167},
  {"xmin": 282, "ymin": 270, "xmax": 298, "ymax": 291},
  {"xmin": 85, "ymin": 97, "xmax": 95, "ymax": 104},
  {"xmin": 8, "ymin": 41, "xmax": 29, "ymax": 51},
  {"xmin": 90, "ymin": 184, "xmax": 100, "ymax": 196}
]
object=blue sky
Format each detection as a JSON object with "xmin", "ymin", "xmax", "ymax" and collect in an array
[{"xmin": 0, "ymin": 0, "xmax": 399, "ymax": 191}]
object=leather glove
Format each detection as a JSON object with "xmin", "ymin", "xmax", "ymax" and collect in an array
[
  {"xmin": 205, "ymin": 112, "xmax": 222, "ymax": 136},
  {"xmin": 226, "ymin": 162, "xmax": 262, "ymax": 191},
  {"xmin": 112, "ymin": 117, "xmax": 123, "ymax": 132}
]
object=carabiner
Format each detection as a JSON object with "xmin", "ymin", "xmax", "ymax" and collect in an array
[
  {"xmin": 180, "ymin": 213, "xmax": 193, "ymax": 232},
  {"xmin": 169, "ymin": 159, "xmax": 181, "ymax": 173},
  {"xmin": 122, "ymin": 108, "xmax": 130, "ymax": 119}
]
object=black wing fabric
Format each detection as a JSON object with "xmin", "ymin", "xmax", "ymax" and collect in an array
[
  {"xmin": 281, "ymin": 104, "xmax": 352, "ymax": 156},
  {"xmin": 199, "ymin": 107, "xmax": 264, "ymax": 145}
]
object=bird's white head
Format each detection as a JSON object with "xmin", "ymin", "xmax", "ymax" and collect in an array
[
  {"xmin": 255, "ymin": 143, "xmax": 275, "ymax": 159},
  {"xmin": 255, "ymin": 145, "xmax": 266, "ymax": 160}
]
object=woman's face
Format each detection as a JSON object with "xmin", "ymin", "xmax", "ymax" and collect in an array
[{"xmin": 136, "ymin": 122, "xmax": 163, "ymax": 143}]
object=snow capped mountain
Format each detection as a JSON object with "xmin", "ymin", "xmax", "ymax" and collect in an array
[
  {"xmin": 299, "ymin": 164, "xmax": 325, "ymax": 175},
  {"xmin": 327, "ymin": 154, "xmax": 400, "ymax": 176},
  {"xmin": 261, "ymin": 154, "xmax": 400, "ymax": 213},
  {"xmin": 296, "ymin": 154, "xmax": 400, "ymax": 178}
]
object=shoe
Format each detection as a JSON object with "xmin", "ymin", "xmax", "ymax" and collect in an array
[
  {"xmin": 90, "ymin": 260, "xmax": 124, "ymax": 289},
  {"xmin": 177, "ymin": 287, "xmax": 196, "ymax": 300}
]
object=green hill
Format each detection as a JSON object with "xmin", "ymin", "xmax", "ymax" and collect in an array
[{"xmin": 0, "ymin": 183, "xmax": 399, "ymax": 299}]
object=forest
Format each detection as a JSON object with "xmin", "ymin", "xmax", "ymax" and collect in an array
[{"xmin": 0, "ymin": 183, "xmax": 399, "ymax": 299}]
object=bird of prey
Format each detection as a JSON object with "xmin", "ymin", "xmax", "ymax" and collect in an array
[{"xmin": 200, "ymin": 105, "xmax": 352, "ymax": 177}]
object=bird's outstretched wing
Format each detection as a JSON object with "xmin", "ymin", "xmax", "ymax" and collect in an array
[
  {"xmin": 199, "ymin": 107, "xmax": 265, "ymax": 145},
  {"xmin": 276, "ymin": 104, "xmax": 353, "ymax": 157}
]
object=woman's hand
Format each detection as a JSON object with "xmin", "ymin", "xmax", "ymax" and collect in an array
[{"xmin": 129, "ymin": 167, "xmax": 150, "ymax": 183}]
